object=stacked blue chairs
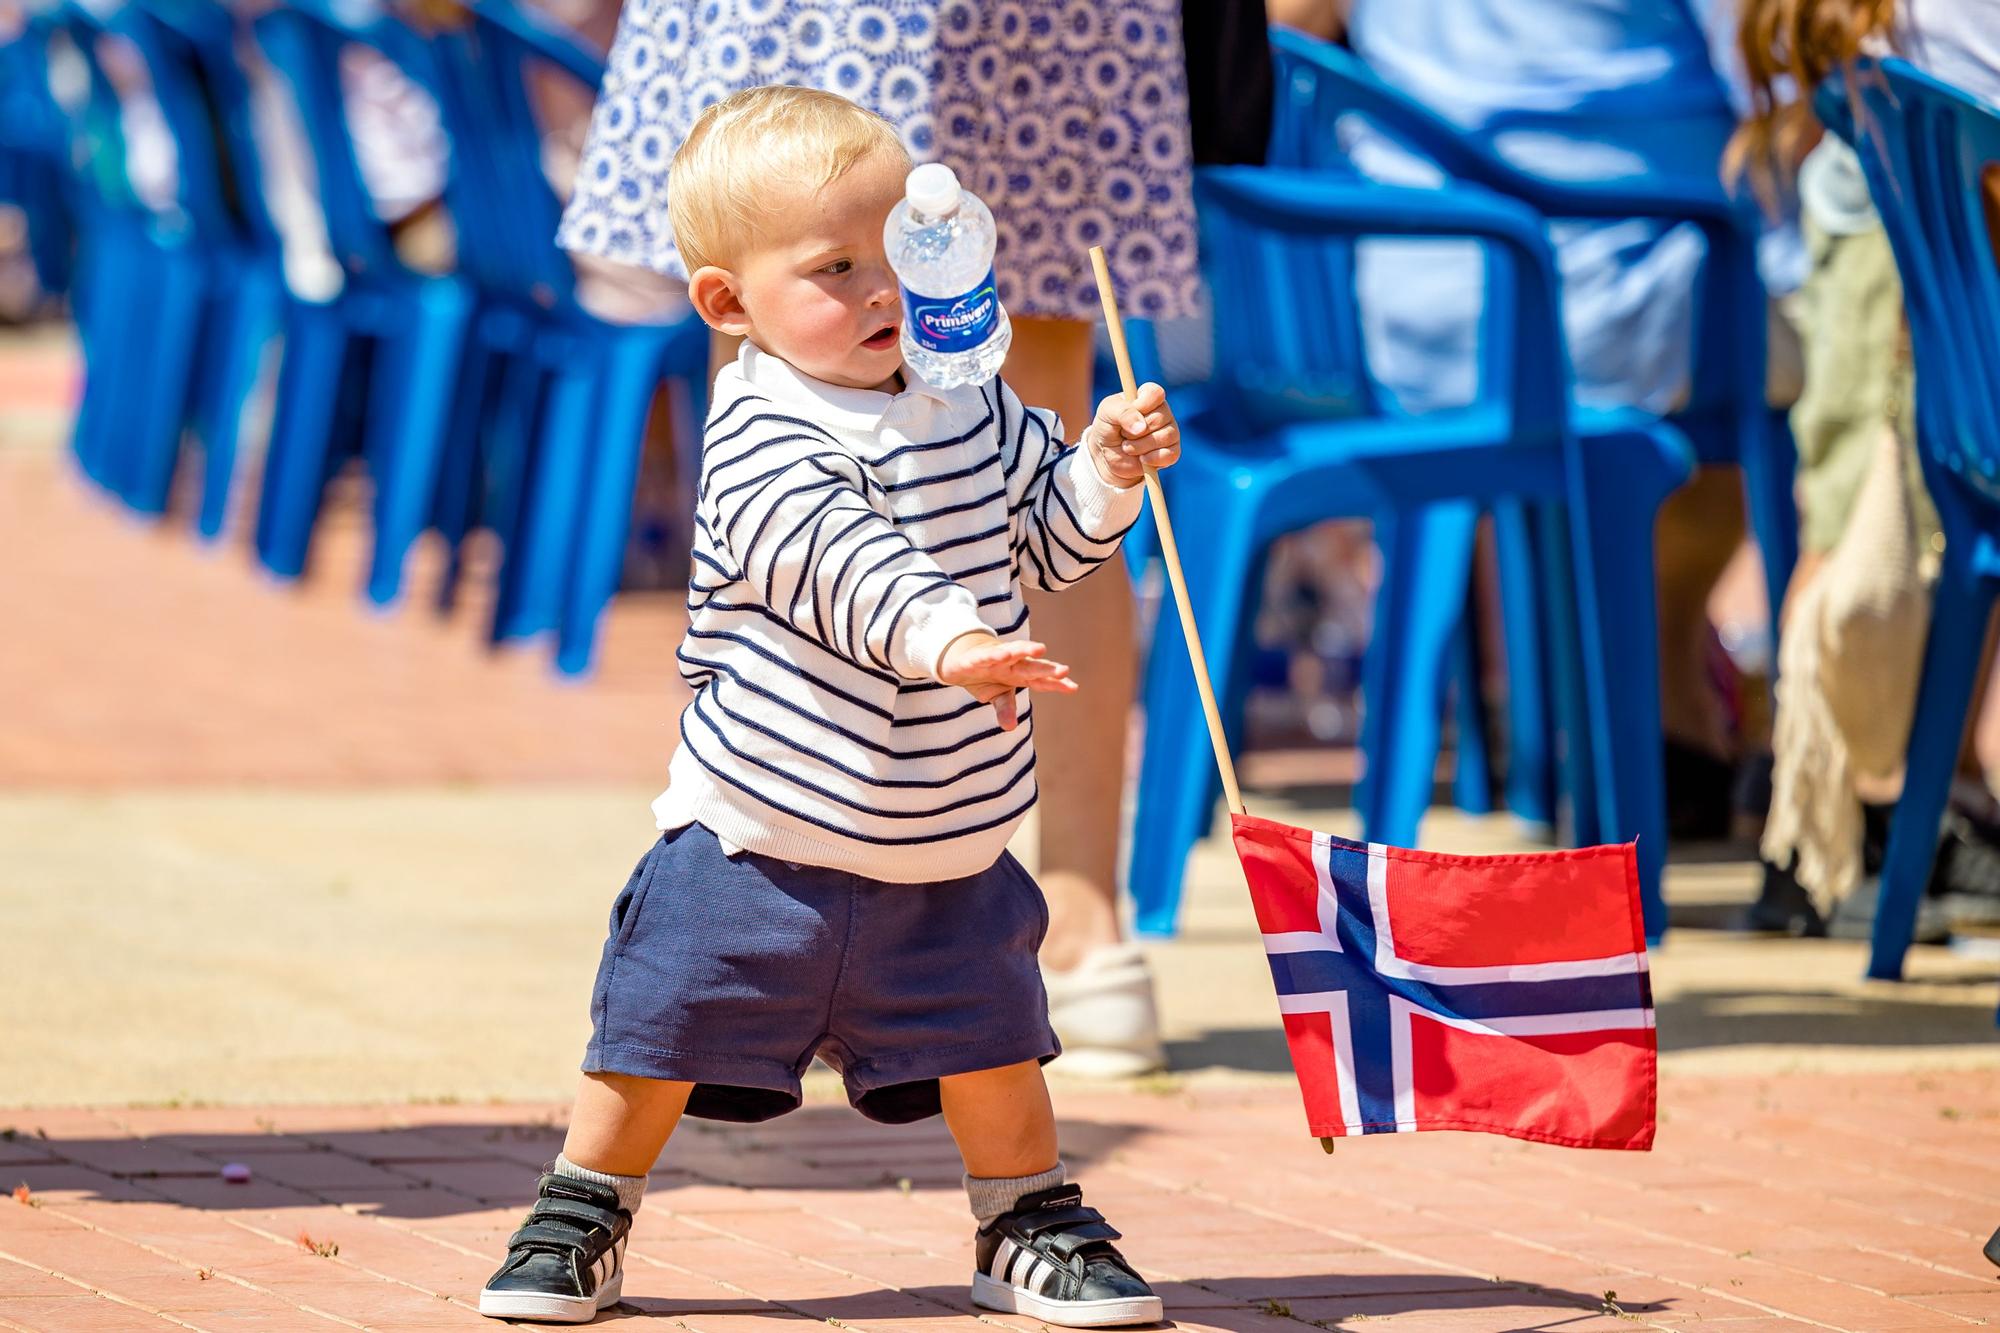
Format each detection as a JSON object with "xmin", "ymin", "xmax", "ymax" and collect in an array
[
  {"xmin": 1817, "ymin": 61, "xmax": 2000, "ymax": 995},
  {"xmin": 48, "ymin": 0, "xmax": 213, "ymax": 507},
  {"xmin": 1265, "ymin": 30, "xmax": 1797, "ymax": 850},
  {"xmin": 1126, "ymin": 165, "xmax": 1692, "ymax": 938},
  {"xmin": 0, "ymin": 21, "xmax": 75, "ymax": 303},
  {"xmin": 133, "ymin": 0, "xmax": 288, "ymax": 538},
  {"xmin": 423, "ymin": 0, "xmax": 708, "ymax": 674},
  {"xmin": 249, "ymin": 0, "xmax": 475, "ymax": 605}
]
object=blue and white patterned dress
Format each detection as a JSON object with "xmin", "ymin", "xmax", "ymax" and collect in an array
[{"xmin": 556, "ymin": 0, "xmax": 1200, "ymax": 320}]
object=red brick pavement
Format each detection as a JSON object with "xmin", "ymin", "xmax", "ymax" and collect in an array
[
  {"xmin": 4, "ymin": 1072, "xmax": 1997, "ymax": 1332},
  {"xmin": 0, "ymin": 451, "xmax": 691, "ymax": 786}
]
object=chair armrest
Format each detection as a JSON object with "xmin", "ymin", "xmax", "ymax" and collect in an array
[
  {"xmin": 1197, "ymin": 166, "xmax": 1552, "ymax": 253},
  {"xmin": 1196, "ymin": 166, "xmax": 1570, "ymax": 443}
]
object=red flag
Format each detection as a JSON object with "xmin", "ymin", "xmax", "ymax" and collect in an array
[{"xmin": 1232, "ymin": 812, "xmax": 1656, "ymax": 1151}]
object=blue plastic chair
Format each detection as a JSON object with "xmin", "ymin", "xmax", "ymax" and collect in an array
[
  {"xmin": 43, "ymin": 1, "xmax": 214, "ymax": 507},
  {"xmin": 130, "ymin": 0, "xmax": 288, "ymax": 538},
  {"xmin": 249, "ymin": 0, "xmax": 474, "ymax": 604},
  {"xmin": 1268, "ymin": 30, "xmax": 1797, "ymax": 842},
  {"xmin": 65, "ymin": 0, "xmax": 286, "ymax": 533},
  {"xmin": 0, "ymin": 23, "xmax": 76, "ymax": 302},
  {"xmin": 424, "ymin": 0, "xmax": 708, "ymax": 673},
  {"xmin": 1126, "ymin": 166, "xmax": 1691, "ymax": 938},
  {"xmin": 1817, "ymin": 61, "xmax": 2000, "ymax": 993}
]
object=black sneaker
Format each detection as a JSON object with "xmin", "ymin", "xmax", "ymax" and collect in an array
[
  {"xmin": 479, "ymin": 1172, "xmax": 631, "ymax": 1323},
  {"xmin": 973, "ymin": 1184, "xmax": 1162, "ymax": 1327}
]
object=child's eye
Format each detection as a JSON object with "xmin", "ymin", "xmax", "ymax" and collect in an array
[{"xmin": 820, "ymin": 259, "xmax": 852, "ymax": 276}]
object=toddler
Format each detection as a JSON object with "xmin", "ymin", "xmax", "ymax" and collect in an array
[{"xmin": 479, "ymin": 85, "xmax": 1181, "ymax": 1327}]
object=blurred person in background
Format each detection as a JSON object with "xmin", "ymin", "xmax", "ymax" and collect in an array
[
  {"xmin": 1304, "ymin": 0, "xmax": 1801, "ymax": 845},
  {"xmin": 1734, "ymin": 0, "xmax": 2000, "ymax": 939},
  {"xmin": 554, "ymin": 0, "xmax": 1231, "ymax": 1076}
]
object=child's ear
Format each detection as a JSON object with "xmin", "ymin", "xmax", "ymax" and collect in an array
[{"xmin": 688, "ymin": 265, "xmax": 752, "ymax": 337}]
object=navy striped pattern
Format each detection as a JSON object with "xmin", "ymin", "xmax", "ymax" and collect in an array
[{"xmin": 656, "ymin": 349, "xmax": 1142, "ymax": 883}]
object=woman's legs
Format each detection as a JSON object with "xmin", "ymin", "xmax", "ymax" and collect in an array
[
  {"xmin": 1654, "ymin": 466, "xmax": 1746, "ymax": 761},
  {"xmin": 1003, "ymin": 317, "xmax": 1133, "ymax": 974}
]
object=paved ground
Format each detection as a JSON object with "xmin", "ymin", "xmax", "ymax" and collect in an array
[
  {"xmin": 5, "ymin": 1075, "xmax": 2000, "ymax": 1332},
  {"xmin": 6, "ymin": 328, "xmax": 2000, "ymax": 1328}
]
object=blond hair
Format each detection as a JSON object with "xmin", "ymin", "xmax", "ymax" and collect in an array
[{"xmin": 667, "ymin": 85, "xmax": 910, "ymax": 271}]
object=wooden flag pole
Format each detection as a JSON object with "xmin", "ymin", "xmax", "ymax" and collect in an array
[
  {"xmin": 1092, "ymin": 250, "xmax": 1333, "ymax": 1154},
  {"xmin": 1089, "ymin": 246, "xmax": 1244, "ymax": 819}
]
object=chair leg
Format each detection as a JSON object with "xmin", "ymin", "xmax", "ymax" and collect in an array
[
  {"xmin": 363, "ymin": 279, "xmax": 474, "ymax": 606},
  {"xmin": 557, "ymin": 332, "xmax": 667, "ymax": 675},
  {"xmin": 119, "ymin": 244, "xmax": 209, "ymax": 515},
  {"xmin": 1358, "ymin": 501, "xmax": 1479, "ymax": 848},
  {"xmin": 1493, "ymin": 500, "xmax": 1556, "ymax": 829},
  {"xmin": 1450, "ymin": 597, "xmax": 1495, "ymax": 817},
  {"xmin": 493, "ymin": 357, "xmax": 598, "ymax": 642},
  {"xmin": 1741, "ymin": 408, "xmax": 1800, "ymax": 667},
  {"xmin": 255, "ymin": 301, "xmax": 351, "ymax": 579},
  {"xmin": 70, "ymin": 217, "xmax": 137, "ymax": 490},
  {"xmin": 1534, "ymin": 502, "xmax": 1600, "ymax": 848},
  {"xmin": 194, "ymin": 259, "xmax": 283, "ymax": 540},
  {"xmin": 430, "ymin": 343, "xmax": 500, "ymax": 614},
  {"xmin": 1127, "ymin": 484, "xmax": 1260, "ymax": 936},
  {"xmin": 1870, "ymin": 535, "xmax": 1995, "ymax": 980},
  {"xmin": 1566, "ymin": 428, "xmax": 1691, "ymax": 941}
]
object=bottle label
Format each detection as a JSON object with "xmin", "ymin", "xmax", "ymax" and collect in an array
[{"xmin": 902, "ymin": 270, "xmax": 1000, "ymax": 355}]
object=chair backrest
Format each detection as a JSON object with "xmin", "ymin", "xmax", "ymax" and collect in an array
[
  {"xmin": 1822, "ymin": 59, "xmax": 2000, "ymax": 508},
  {"xmin": 137, "ymin": 0, "xmax": 281, "ymax": 250},
  {"xmin": 424, "ymin": 0, "xmax": 603, "ymax": 309},
  {"xmin": 251, "ymin": 0, "xmax": 450, "ymax": 280},
  {"xmin": 45, "ymin": 2, "xmax": 157, "ymax": 218},
  {"xmin": 1271, "ymin": 25, "xmax": 1766, "ymax": 430},
  {"xmin": 1204, "ymin": 34, "xmax": 1401, "ymax": 428}
]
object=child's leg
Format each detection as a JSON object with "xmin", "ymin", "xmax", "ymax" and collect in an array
[
  {"xmin": 562, "ymin": 1071, "xmax": 692, "ymax": 1177},
  {"xmin": 938, "ymin": 1058, "xmax": 1059, "ymax": 1180},
  {"xmin": 941, "ymin": 1060, "xmax": 1160, "ymax": 1326},
  {"xmin": 480, "ymin": 1074, "xmax": 688, "ymax": 1323}
]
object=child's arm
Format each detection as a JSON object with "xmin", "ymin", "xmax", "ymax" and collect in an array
[
  {"xmin": 1001, "ymin": 380, "xmax": 1179, "ymax": 591},
  {"xmin": 701, "ymin": 415, "xmax": 990, "ymax": 682}
]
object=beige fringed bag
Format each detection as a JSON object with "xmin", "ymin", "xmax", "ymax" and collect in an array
[{"xmin": 1763, "ymin": 423, "xmax": 1934, "ymax": 911}]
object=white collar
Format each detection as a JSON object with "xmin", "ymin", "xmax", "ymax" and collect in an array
[{"xmin": 734, "ymin": 341, "xmax": 966, "ymax": 432}]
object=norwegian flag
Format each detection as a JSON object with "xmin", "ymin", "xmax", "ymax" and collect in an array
[{"xmin": 1232, "ymin": 813, "xmax": 1657, "ymax": 1151}]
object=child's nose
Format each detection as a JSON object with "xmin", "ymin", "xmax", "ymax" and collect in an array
[{"xmin": 866, "ymin": 267, "xmax": 898, "ymax": 309}]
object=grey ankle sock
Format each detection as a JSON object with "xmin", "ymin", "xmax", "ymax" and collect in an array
[
  {"xmin": 553, "ymin": 1153, "xmax": 648, "ymax": 1215},
  {"xmin": 965, "ymin": 1161, "xmax": 1066, "ymax": 1227}
]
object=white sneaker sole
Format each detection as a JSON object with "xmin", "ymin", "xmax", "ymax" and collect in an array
[
  {"xmin": 479, "ymin": 1270, "xmax": 622, "ymax": 1323},
  {"xmin": 972, "ymin": 1271, "xmax": 1162, "ymax": 1327}
]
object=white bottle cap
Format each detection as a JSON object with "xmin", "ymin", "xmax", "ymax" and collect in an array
[{"xmin": 906, "ymin": 163, "xmax": 962, "ymax": 218}]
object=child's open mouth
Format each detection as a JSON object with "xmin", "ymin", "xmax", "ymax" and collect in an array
[{"xmin": 863, "ymin": 323, "xmax": 898, "ymax": 350}]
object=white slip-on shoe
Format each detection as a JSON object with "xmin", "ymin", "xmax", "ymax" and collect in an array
[{"xmin": 1043, "ymin": 943, "xmax": 1166, "ymax": 1078}]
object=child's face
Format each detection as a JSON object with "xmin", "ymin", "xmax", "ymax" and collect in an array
[{"xmin": 701, "ymin": 153, "xmax": 910, "ymax": 392}]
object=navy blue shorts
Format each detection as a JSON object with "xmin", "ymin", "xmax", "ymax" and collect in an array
[{"xmin": 584, "ymin": 824, "xmax": 1058, "ymax": 1124}]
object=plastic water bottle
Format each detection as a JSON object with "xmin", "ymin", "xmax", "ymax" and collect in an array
[{"xmin": 883, "ymin": 163, "xmax": 1011, "ymax": 389}]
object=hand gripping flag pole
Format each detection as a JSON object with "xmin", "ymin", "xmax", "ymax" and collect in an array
[{"xmin": 1089, "ymin": 251, "xmax": 1657, "ymax": 1155}]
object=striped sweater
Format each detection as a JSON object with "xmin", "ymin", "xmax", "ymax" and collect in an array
[{"xmin": 652, "ymin": 343, "xmax": 1144, "ymax": 883}]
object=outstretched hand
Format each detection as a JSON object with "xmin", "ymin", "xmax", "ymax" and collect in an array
[{"xmin": 936, "ymin": 633, "xmax": 1076, "ymax": 731}]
